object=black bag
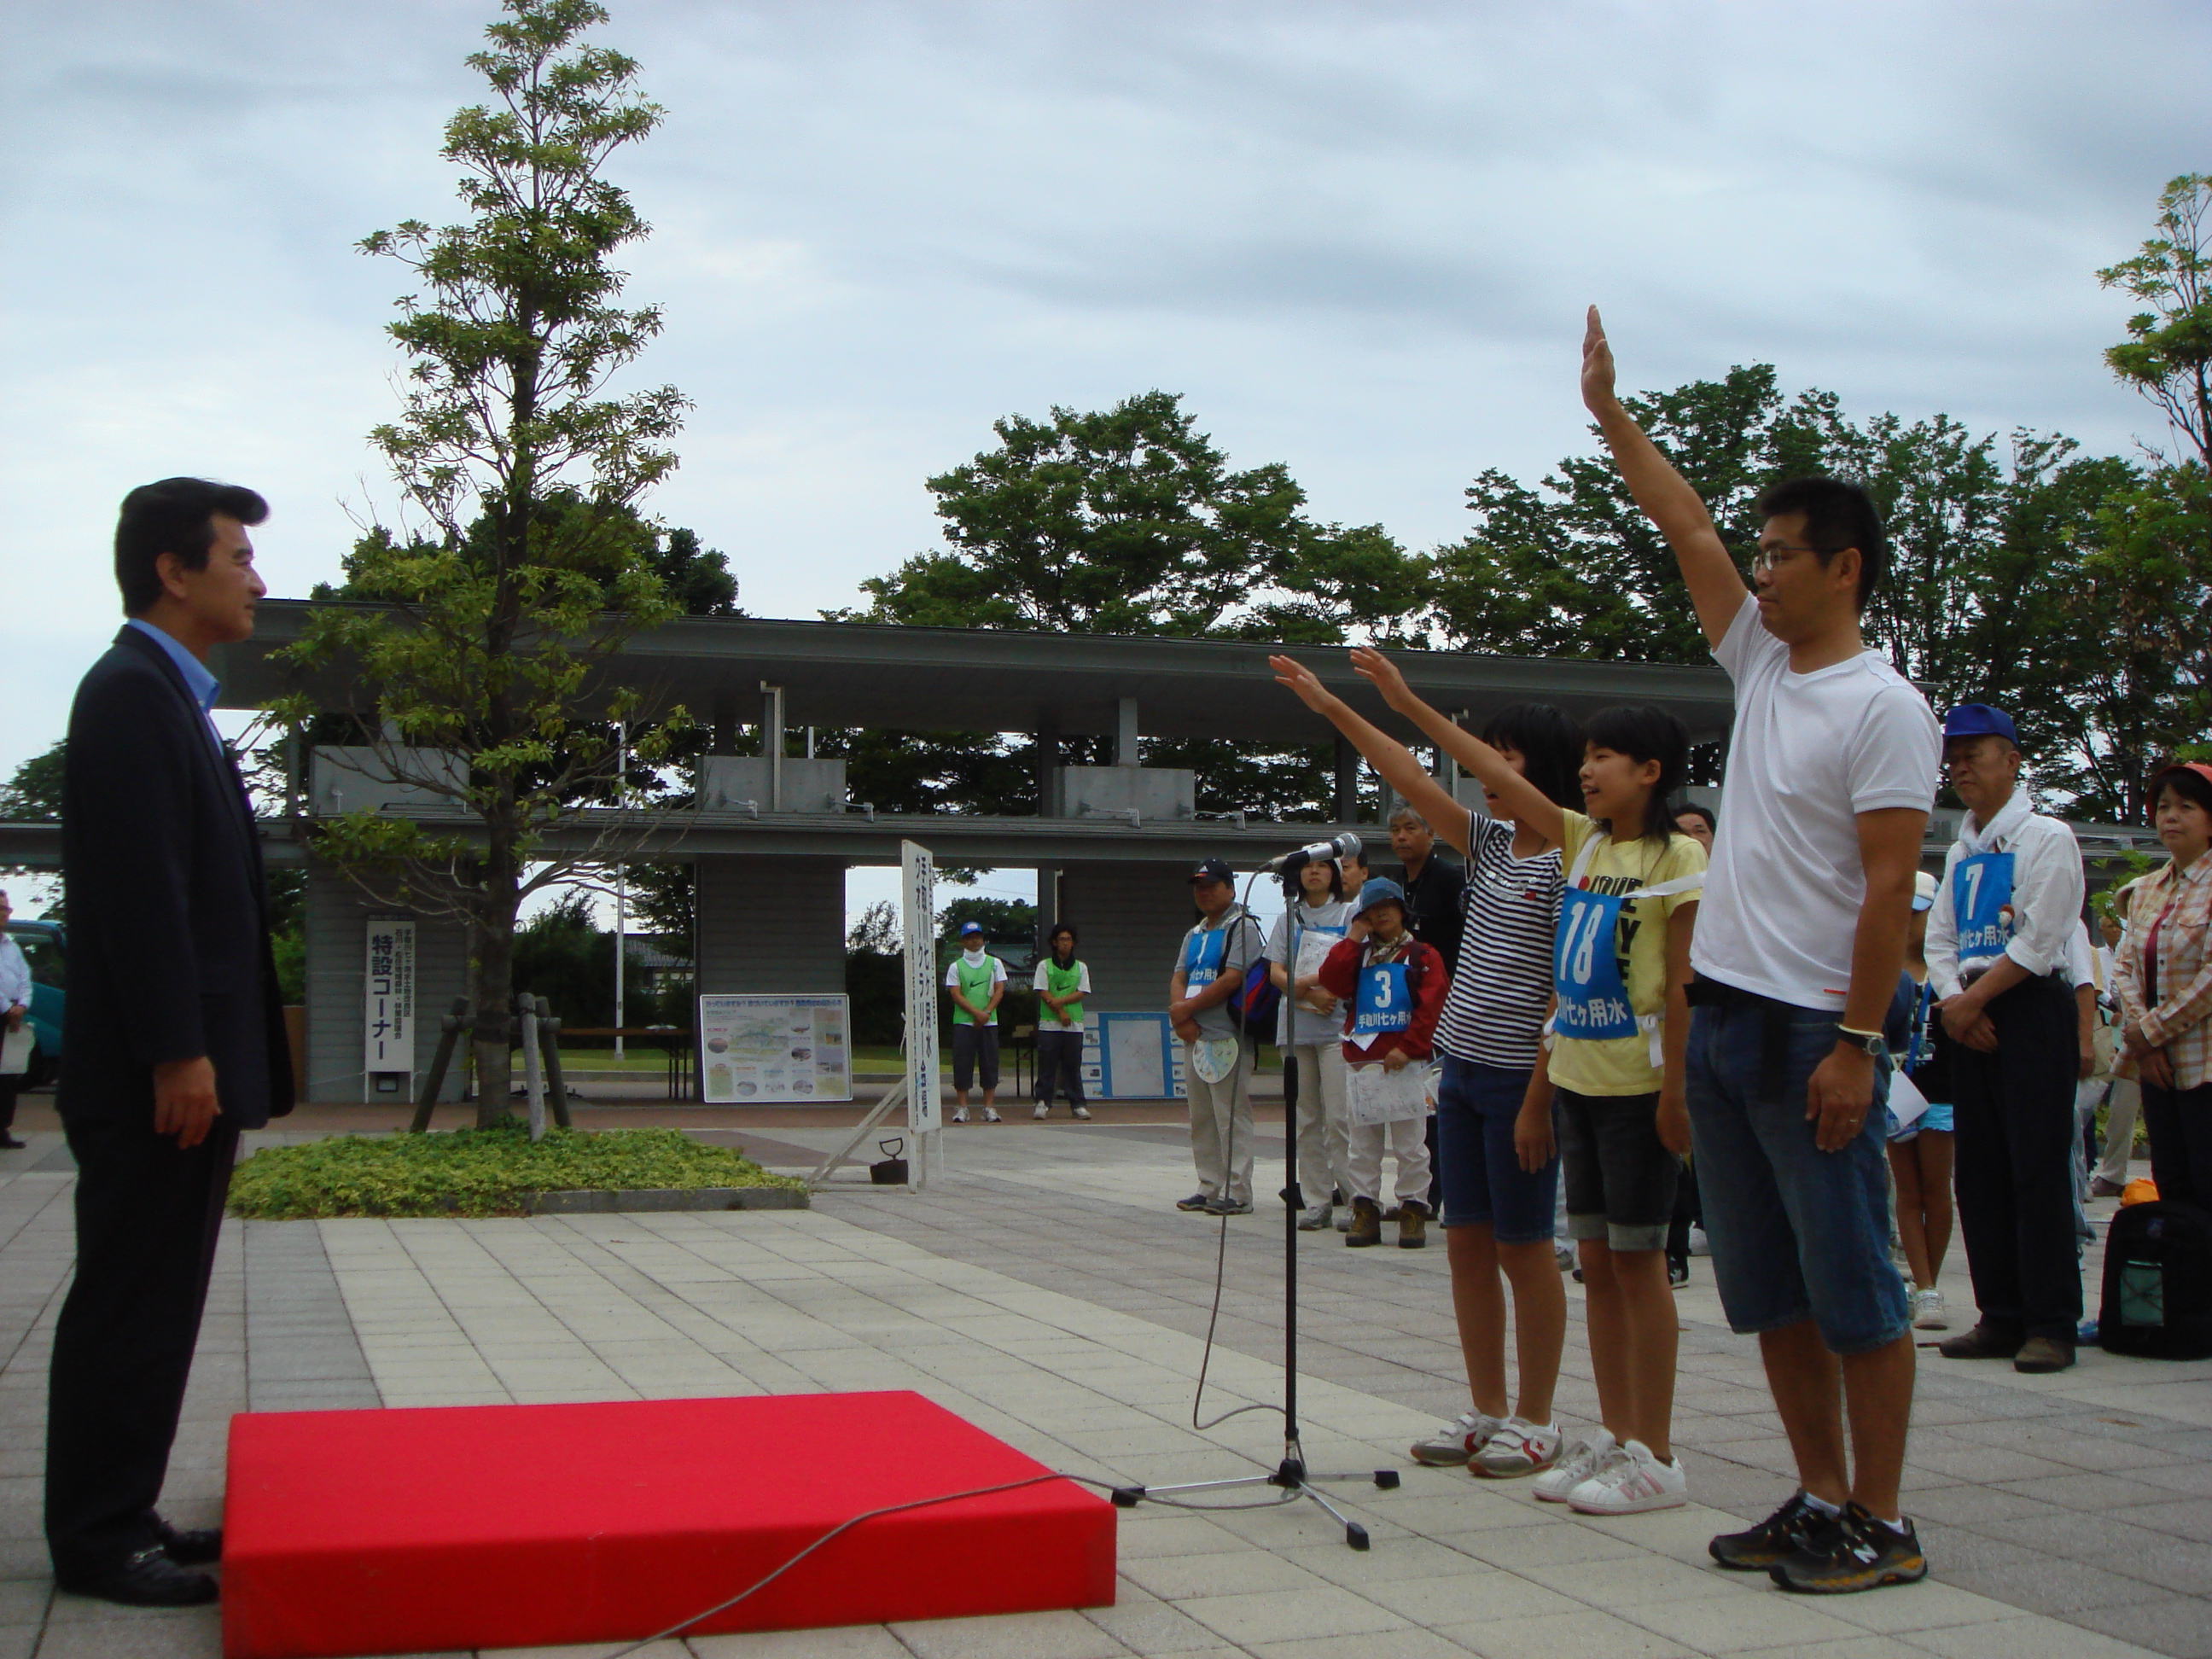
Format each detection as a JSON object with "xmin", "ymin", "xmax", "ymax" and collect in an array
[{"xmin": 2099, "ymin": 1200, "xmax": 2212, "ymax": 1360}]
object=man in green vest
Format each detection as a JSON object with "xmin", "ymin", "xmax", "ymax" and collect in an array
[{"xmin": 945, "ymin": 920, "xmax": 1007, "ymax": 1124}]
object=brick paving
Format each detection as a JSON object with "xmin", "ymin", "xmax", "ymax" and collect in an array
[{"xmin": 0, "ymin": 1107, "xmax": 2207, "ymax": 1659}]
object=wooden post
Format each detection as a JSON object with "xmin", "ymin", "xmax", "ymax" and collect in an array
[
  {"xmin": 408, "ymin": 998, "xmax": 473, "ymax": 1132},
  {"xmin": 519, "ymin": 993, "xmax": 547, "ymax": 1143},
  {"xmin": 537, "ymin": 996, "xmax": 573, "ymax": 1131}
]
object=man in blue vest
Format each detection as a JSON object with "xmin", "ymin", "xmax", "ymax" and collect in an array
[{"xmin": 1925, "ymin": 703, "xmax": 2087, "ymax": 1374}]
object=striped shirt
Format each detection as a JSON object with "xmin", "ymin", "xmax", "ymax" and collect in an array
[{"xmin": 1434, "ymin": 815, "xmax": 1563, "ymax": 1069}]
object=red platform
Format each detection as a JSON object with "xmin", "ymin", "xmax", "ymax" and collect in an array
[{"xmin": 222, "ymin": 1391, "xmax": 1116, "ymax": 1659}]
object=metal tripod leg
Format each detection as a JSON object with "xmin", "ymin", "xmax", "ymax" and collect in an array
[{"xmin": 1110, "ymin": 1447, "xmax": 1401, "ymax": 1551}]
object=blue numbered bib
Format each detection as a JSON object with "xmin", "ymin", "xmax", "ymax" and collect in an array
[
  {"xmin": 1182, "ymin": 924, "xmax": 1226, "ymax": 989},
  {"xmin": 1351, "ymin": 960, "xmax": 1413, "ymax": 1038},
  {"xmin": 1554, "ymin": 886, "xmax": 1639, "ymax": 1042},
  {"xmin": 1952, "ymin": 850, "xmax": 2016, "ymax": 959}
]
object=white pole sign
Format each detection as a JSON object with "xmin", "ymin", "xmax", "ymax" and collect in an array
[
  {"xmin": 364, "ymin": 919, "xmax": 417, "ymax": 1080},
  {"xmin": 901, "ymin": 840, "xmax": 940, "ymax": 1135}
]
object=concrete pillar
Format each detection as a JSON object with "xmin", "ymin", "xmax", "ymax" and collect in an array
[
  {"xmin": 1115, "ymin": 697, "xmax": 1140, "ymax": 768},
  {"xmin": 760, "ymin": 683, "xmax": 786, "ymax": 810},
  {"xmin": 1055, "ymin": 861, "xmax": 1195, "ymax": 1014}
]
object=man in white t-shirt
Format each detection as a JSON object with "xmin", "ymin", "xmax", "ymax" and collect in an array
[{"xmin": 1582, "ymin": 309, "xmax": 1938, "ymax": 1596}]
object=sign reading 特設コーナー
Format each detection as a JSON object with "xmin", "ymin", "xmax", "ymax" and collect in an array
[{"xmin": 364, "ymin": 919, "xmax": 416, "ymax": 1081}]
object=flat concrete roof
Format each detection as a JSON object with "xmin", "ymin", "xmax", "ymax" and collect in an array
[{"xmin": 219, "ymin": 600, "xmax": 1740, "ymax": 747}]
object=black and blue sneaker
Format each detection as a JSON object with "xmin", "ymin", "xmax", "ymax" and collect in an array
[
  {"xmin": 1770, "ymin": 1502, "xmax": 1928, "ymax": 1594},
  {"xmin": 1708, "ymin": 1491, "xmax": 1831, "ymax": 1571}
]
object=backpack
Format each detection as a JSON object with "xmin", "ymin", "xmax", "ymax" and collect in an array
[
  {"xmin": 1229, "ymin": 958, "xmax": 1282, "ymax": 1040},
  {"xmin": 2098, "ymin": 1200, "xmax": 2212, "ymax": 1360}
]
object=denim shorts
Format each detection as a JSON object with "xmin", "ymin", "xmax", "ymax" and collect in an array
[
  {"xmin": 1555, "ymin": 1087, "xmax": 1680, "ymax": 1253},
  {"xmin": 1685, "ymin": 995, "xmax": 1910, "ymax": 1355},
  {"xmin": 1433, "ymin": 1054, "xmax": 1558, "ymax": 1245},
  {"xmin": 1886, "ymin": 1099, "xmax": 1954, "ymax": 1141}
]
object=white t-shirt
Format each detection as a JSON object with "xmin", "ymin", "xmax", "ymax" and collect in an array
[{"xmin": 1695, "ymin": 595, "xmax": 1941, "ymax": 1012}]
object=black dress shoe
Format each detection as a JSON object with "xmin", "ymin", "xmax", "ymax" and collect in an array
[
  {"xmin": 57, "ymin": 1545, "xmax": 217, "ymax": 1607},
  {"xmin": 152, "ymin": 1516, "xmax": 222, "ymax": 1567}
]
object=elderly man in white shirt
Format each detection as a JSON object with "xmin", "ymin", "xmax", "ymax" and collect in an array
[
  {"xmin": 1924, "ymin": 704, "xmax": 2087, "ymax": 1374},
  {"xmin": 0, "ymin": 888, "xmax": 32, "ymax": 1149}
]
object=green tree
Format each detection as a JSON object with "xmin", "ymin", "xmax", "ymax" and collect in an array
[
  {"xmin": 0, "ymin": 742, "xmax": 64, "ymax": 822},
  {"xmin": 2099, "ymin": 172, "xmax": 2212, "ymax": 469},
  {"xmin": 276, "ymin": 0, "xmax": 689, "ymax": 1122}
]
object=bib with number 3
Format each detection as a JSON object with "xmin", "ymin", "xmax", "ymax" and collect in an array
[{"xmin": 1349, "ymin": 958, "xmax": 1413, "ymax": 1047}]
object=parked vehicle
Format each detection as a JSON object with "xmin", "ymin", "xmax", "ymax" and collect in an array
[{"xmin": 6, "ymin": 919, "xmax": 64, "ymax": 1090}]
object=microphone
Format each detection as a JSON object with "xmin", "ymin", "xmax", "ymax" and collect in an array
[{"xmin": 1265, "ymin": 831, "xmax": 1363, "ymax": 875}]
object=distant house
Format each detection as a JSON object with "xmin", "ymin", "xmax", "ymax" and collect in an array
[{"xmin": 622, "ymin": 934, "xmax": 693, "ymax": 998}]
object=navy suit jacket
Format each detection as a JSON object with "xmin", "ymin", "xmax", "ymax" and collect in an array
[{"xmin": 59, "ymin": 626, "xmax": 294, "ymax": 1129}]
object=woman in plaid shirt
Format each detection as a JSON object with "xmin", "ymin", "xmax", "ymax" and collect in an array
[{"xmin": 2116, "ymin": 761, "xmax": 2212, "ymax": 1208}]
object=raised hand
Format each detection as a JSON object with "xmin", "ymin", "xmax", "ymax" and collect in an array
[
  {"xmin": 1268, "ymin": 655, "xmax": 1341, "ymax": 714},
  {"xmin": 1346, "ymin": 646, "xmax": 1418, "ymax": 714},
  {"xmin": 1580, "ymin": 304, "xmax": 1616, "ymax": 412}
]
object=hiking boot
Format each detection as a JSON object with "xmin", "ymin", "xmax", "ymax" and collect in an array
[
  {"xmin": 1345, "ymin": 1197, "xmax": 1383, "ymax": 1248},
  {"xmin": 1939, "ymin": 1323, "xmax": 2023, "ymax": 1360},
  {"xmin": 2013, "ymin": 1336, "xmax": 2075, "ymax": 1374},
  {"xmin": 1296, "ymin": 1202, "xmax": 1333, "ymax": 1231},
  {"xmin": 1410, "ymin": 1410, "xmax": 1504, "ymax": 1467},
  {"xmin": 1397, "ymin": 1202, "xmax": 1428, "ymax": 1249},
  {"xmin": 1471, "ymin": 1417, "xmax": 1561, "ymax": 1479},
  {"xmin": 1176, "ymin": 1192, "xmax": 1213, "ymax": 1212},
  {"xmin": 1532, "ymin": 1429, "xmax": 1616, "ymax": 1503},
  {"xmin": 1770, "ymin": 1504, "xmax": 1928, "ymax": 1594},
  {"xmin": 1710, "ymin": 1491, "xmax": 1833, "ymax": 1571},
  {"xmin": 1912, "ymin": 1286, "xmax": 1947, "ymax": 1330}
]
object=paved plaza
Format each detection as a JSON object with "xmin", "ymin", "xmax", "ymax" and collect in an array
[{"xmin": 1, "ymin": 1106, "xmax": 2209, "ymax": 1659}]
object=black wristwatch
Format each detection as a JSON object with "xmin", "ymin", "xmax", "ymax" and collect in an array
[{"xmin": 1835, "ymin": 1026, "xmax": 1889, "ymax": 1060}]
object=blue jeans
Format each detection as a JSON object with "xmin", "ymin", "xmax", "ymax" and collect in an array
[
  {"xmin": 1434, "ymin": 1055, "xmax": 1558, "ymax": 1245},
  {"xmin": 1686, "ymin": 996, "xmax": 1910, "ymax": 1355}
]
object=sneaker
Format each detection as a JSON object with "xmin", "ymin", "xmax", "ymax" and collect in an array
[
  {"xmin": 1912, "ymin": 1286, "xmax": 1947, "ymax": 1330},
  {"xmin": 1568, "ymin": 1438, "xmax": 1687, "ymax": 1515},
  {"xmin": 1033, "ymin": 1103, "xmax": 1050, "ymax": 1120},
  {"xmin": 1471, "ymin": 1417, "xmax": 1562, "ymax": 1479},
  {"xmin": 1668, "ymin": 1252, "xmax": 1689, "ymax": 1287},
  {"xmin": 1334, "ymin": 1208, "xmax": 1355, "ymax": 1232},
  {"xmin": 1532, "ymin": 1429, "xmax": 1616, "ymax": 1503},
  {"xmin": 1296, "ymin": 1203, "xmax": 1333, "ymax": 1231},
  {"xmin": 1554, "ymin": 1242, "xmax": 1576, "ymax": 1272},
  {"xmin": 1176, "ymin": 1192, "xmax": 1213, "ymax": 1212},
  {"xmin": 1770, "ymin": 1503, "xmax": 1928, "ymax": 1594},
  {"xmin": 950, "ymin": 1108, "xmax": 969, "ymax": 1125},
  {"xmin": 2090, "ymin": 1175, "xmax": 2125, "ymax": 1198},
  {"xmin": 1710, "ymin": 1491, "xmax": 1835, "ymax": 1571},
  {"xmin": 1687, "ymin": 1225, "xmax": 1711, "ymax": 1257},
  {"xmin": 1205, "ymin": 1196, "xmax": 1254, "ymax": 1216},
  {"xmin": 1072, "ymin": 1106, "xmax": 1091, "ymax": 1121},
  {"xmin": 1410, "ymin": 1410, "xmax": 1505, "ymax": 1467},
  {"xmin": 981, "ymin": 1108, "xmax": 1002, "ymax": 1124}
]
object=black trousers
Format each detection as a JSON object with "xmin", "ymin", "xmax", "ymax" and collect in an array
[
  {"xmin": 2142, "ymin": 1080, "xmax": 2212, "ymax": 1209},
  {"xmin": 44, "ymin": 1113, "xmax": 239, "ymax": 1575},
  {"xmin": 1034, "ymin": 1028, "xmax": 1086, "ymax": 1106},
  {"xmin": 1950, "ymin": 974, "xmax": 2082, "ymax": 1342},
  {"xmin": 0, "ymin": 1075, "xmax": 20, "ymax": 1134}
]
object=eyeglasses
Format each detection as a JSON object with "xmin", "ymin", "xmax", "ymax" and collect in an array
[{"xmin": 1749, "ymin": 542, "xmax": 1831, "ymax": 578}]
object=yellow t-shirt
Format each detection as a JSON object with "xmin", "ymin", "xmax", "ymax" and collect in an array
[{"xmin": 1550, "ymin": 811, "xmax": 1706, "ymax": 1097}]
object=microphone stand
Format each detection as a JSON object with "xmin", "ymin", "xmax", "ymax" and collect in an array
[{"xmin": 1110, "ymin": 866, "xmax": 1400, "ymax": 1549}]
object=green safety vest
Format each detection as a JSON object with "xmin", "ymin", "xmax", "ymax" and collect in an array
[
  {"xmin": 952, "ymin": 953, "xmax": 998, "ymax": 1025},
  {"xmin": 1043, "ymin": 958, "xmax": 1086, "ymax": 1025}
]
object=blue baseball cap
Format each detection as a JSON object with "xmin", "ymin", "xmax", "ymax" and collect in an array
[
  {"xmin": 1351, "ymin": 876, "xmax": 1406, "ymax": 920},
  {"xmin": 958, "ymin": 921, "xmax": 984, "ymax": 937},
  {"xmin": 1943, "ymin": 703, "xmax": 2019, "ymax": 747}
]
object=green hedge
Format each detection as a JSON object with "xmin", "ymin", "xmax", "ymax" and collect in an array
[{"xmin": 227, "ymin": 1121, "xmax": 804, "ymax": 1220}]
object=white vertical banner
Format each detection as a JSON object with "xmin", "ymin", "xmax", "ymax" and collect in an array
[
  {"xmin": 900, "ymin": 841, "xmax": 940, "ymax": 1136},
  {"xmin": 364, "ymin": 919, "xmax": 417, "ymax": 1081}
]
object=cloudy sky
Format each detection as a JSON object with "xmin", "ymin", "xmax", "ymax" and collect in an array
[{"xmin": 4, "ymin": 0, "xmax": 2206, "ymax": 907}]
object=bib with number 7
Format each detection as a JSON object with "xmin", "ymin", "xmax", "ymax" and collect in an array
[{"xmin": 1952, "ymin": 850, "xmax": 2016, "ymax": 959}]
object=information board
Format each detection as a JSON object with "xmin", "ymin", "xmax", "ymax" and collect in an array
[
  {"xmin": 364, "ymin": 919, "xmax": 417, "ymax": 1084},
  {"xmin": 698, "ymin": 994, "xmax": 853, "ymax": 1103},
  {"xmin": 1086, "ymin": 1011, "xmax": 1187, "ymax": 1100}
]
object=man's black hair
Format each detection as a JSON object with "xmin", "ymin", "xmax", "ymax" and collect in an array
[
  {"xmin": 114, "ymin": 477, "xmax": 269, "ymax": 614},
  {"xmin": 1757, "ymin": 475, "xmax": 1887, "ymax": 612},
  {"xmin": 1583, "ymin": 704, "xmax": 1691, "ymax": 844},
  {"xmin": 2149, "ymin": 762, "xmax": 2212, "ymax": 820},
  {"xmin": 1674, "ymin": 802, "xmax": 1716, "ymax": 833},
  {"xmin": 1047, "ymin": 923, "xmax": 1079, "ymax": 958},
  {"xmin": 1480, "ymin": 702, "xmax": 1583, "ymax": 812}
]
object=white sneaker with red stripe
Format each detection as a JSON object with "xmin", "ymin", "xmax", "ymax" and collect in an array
[
  {"xmin": 1471, "ymin": 1417, "xmax": 1563, "ymax": 1479},
  {"xmin": 1408, "ymin": 1410, "xmax": 1504, "ymax": 1467},
  {"xmin": 1532, "ymin": 1429, "xmax": 1616, "ymax": 1502},
  {"xmin": 1567, "ymin": 1437, "xmax": 1687, "ymax": 1515}
]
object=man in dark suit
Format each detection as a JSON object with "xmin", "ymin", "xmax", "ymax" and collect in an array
[{"xmin": 45, "ymin": 477, "xmax": 293, "ymax": 1606}]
